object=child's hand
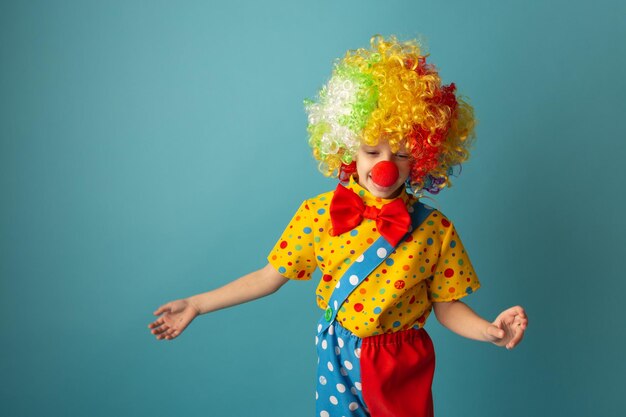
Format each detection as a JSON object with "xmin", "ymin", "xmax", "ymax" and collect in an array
[
  {"xmin": 148, "ymin": 299, "xmax": 200, "ymax": 341},
  {"xmin": 484, "ymin": 306, "xmax": 528, "ymax": 350}
]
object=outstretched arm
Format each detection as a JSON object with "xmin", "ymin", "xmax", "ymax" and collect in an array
[
  {"xmin": 433, "ymin": 301, "xmax": 528, "ymax": 350},
  {"xmin": 149, "ymin": 263, "xmax": 288, "ymax": 340}
]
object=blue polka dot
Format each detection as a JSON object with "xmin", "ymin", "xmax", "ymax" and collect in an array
[
  {"xmin": 317, "ymin": 256, "xmax": 324, "ymax": 262},
  {"xmin": 385, "ymin": 258, "xmax": 394, "ymax": 266},
  {"xmin": 350, "ymin": 229, "xmax": 359, "ymax": 236},
  {"xmin": 392, "ymin": 321, "xmax": 401, "ymax": 328},
  {"xmin": 427, "ymin": 238, "xmax": 434, "ymax": 245},
  {"xmin": 278, "ymin": 267, "xmax": 286, "ymax": 274},
  {"xmin": 317, "ymin": 208, "xmax": 326, "ymax": 215},
  {"xmin": 373, "ymin": 307, "xmax": 382, "ymax": 314},
  {"xmin": 303, "ymin": 227, "xmax": 312, "ymax": 234},
  {"xmin": 465, "ymin": 286, "xmax": 473, "ymax": 294},
  {"xmin": 450, "ymin": 240, "xmax": 457, "ymax": 248}
]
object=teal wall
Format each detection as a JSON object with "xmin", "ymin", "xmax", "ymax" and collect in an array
[{"xmin": 2, "ymin": 1, "xmax": 625, "ymax": 416}]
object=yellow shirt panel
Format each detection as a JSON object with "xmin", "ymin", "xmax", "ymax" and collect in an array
[{"xmin": 267, "ymin": 180, "xmax": 480, "ymax": 337}]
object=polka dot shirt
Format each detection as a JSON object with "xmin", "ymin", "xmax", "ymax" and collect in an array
[{"xmin": 268, "ymin": 179, "xmax": 480, "ymax": 338}]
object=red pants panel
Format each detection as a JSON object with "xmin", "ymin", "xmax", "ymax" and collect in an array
[{"xmin": 361, "ymin": 328, "xmax": 435, "ymax": 417}]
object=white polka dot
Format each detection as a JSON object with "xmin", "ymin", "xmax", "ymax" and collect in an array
[
  {"xmin": 344, "ymin": 360, "xmax": 353, "ymax": 370},
  {"xmin": 335, "ymin": 281, "xmax": 341, "ymax": 289},
  {"xmin": 327, "ymin": 362, "xmax": 334, "ymax": 372},
  {"xmin": 356, "ymin": 254, "xmax": 364, "ymax": 262},
  {"xmin": 330, "ymin": 396, "xmax": 338, "ymax": 405},
  {"xmin": 315, "ymin": 336, "xmax": 319, "ymax": 345},
  {"xmin": 349, "ymin": 275, "xmax": 359, "ymax": 285},
  {"xmin": 335, "ymin": 347, "xmax": 341, "ymax": 355},
  {"xmin": 354, "ymin": 382, "xmax": 362, "ymax": 391},
  {"xmin": 328, "ymin": 325, "xmax": 334, "ymax": 335},
  {"xmin": 336, "ymin": 383, "xmax": 346, "ymax": 393},
  {"xmin": 350, "ymin": 387, "xmax": 357, "ymax": 395},
  {"xmin": 317, "ymin": 324, "xmax": 322, "ymax": 333},
  {"xmin": 376, "ymin": 247, "xmax": 387, "ymax": 258},
  {"xmin": 349, "ymin": 402, "xmax": 359, "ymax": 411},
  {"xmin": 319, "ymin": 376, "xmax": 327, "ymax": 385},
  {"xmin": 354, "ymin": 348, "xmax": 361, "ymax": 358},
  {"xmin": 322, "ymin": 340, "xmax": 328, "ymax": 350},
  {"xmin": 333, "ymin": 300, "xmax": 338, "ymax": 310},
  {"xmin": 337, "ymin": 338, "xmax": 344, "ymax": 348},
  {"xmin": 341, "ymin": 368, "xmax": 348, "ymax": 376},
  {"xmin": 320, "ymin": 411, "xmax": 330, "ymax": 417},
  {"xmin": 316, "ymin": 391, "xmax": 319, "ymax": 399},
  {"xmin": 408, "ymin": 205, "xmax": 414, "ymax": 213}
]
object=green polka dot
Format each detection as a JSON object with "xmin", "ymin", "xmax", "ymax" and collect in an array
[
  {"xmin": 458, "ymin": 259, "xmax": 464, "ymax": 266},
  {"xmin": 295, "ymin": 245, "xmax": 302, "ymax": 251}
]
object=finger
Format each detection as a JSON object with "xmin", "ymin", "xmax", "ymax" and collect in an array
[
  {"xmin": 486, "ymin": 324, "xmax": 505, "ymax": 341},
  {"xmin": 148, "ymin": 317, "xmax": 165, "ymax": 329},
  {"xmin": 163, "ymin": 328, "xmax": 178, "ymax": 340},
  {"xmin": 507, "ymin": 305, "xmax": 526, "ymax": 319},
  {"xmin": 154, "ymin": 303, "xmax": 172, "ymax": 316},
  {"xmin": 151, "ymin": 324, "xmax": 170, "ymax": 336},
  {"xmin": 506, "ymin": 326, "xmax": 526, "ymax": 349}
]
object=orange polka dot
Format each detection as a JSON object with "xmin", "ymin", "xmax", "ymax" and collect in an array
[
  {"xmin": 448, "ymin": 287, "xmax": 456, "ymax": 293},
  {"xmin": 367, "ymin": 238, "xmax": 374, "ymax": 244},
  {"xmin": 402, "ymin": 265, "xmax": 410, "ymax": 271},
  {"xmin": 359, "ymin": 288, "xmax": 367, "ymax": 294}
]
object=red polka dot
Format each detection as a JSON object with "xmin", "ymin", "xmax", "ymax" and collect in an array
[
  {"xmin": 394, "ymin": 280, "xmax": 405, "ymax": 289},
  {"xmin": 444, "ymin": 268, "xmax": 454, "ymax": 277},
  {"xmin": 441, "ymin": 218, "xmax": 451, "ymax": 227},
  {"xmin": 280, "ymin": 241, "xmax": 288, "ymax": 249},
  {"xmin": 448, "ymin": 287, "xmax": 456, "ymax": 293},
  {"xmin": 297, "ymin": 270, "xmax": 306, "ymax": 278},
  {"xmin": 409, "ymin": 295, "xmax": 416, "ymax": 304},
  {"xmin": 431, "ymin": 264, "xmax": 437, "ymax": 273},
  {"xmin": 322, "ymin": 274, "xmax": 333, "ymax": 282},
  {"xmin": 354, "ymin": 303, "xmax": 364, "ymax": 312}
]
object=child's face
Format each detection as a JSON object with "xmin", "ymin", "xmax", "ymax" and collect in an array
[{"xmin": 355, "ymin": 140, "xmax": 412, "ymax": 199}]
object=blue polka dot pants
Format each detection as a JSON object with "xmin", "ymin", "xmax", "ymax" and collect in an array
[{"xmin": 314, "ymin": 320, "xmax": 435, "ymax": 417}]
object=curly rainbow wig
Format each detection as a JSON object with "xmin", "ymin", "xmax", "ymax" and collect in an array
[{"xmin": 305, "ymin": 35, "xmax": 476, "ymax": 194}]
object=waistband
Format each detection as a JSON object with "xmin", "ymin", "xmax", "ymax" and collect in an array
[{"xmin": 330, "ymin": 320, "xmax": 429, "ymax": 346}]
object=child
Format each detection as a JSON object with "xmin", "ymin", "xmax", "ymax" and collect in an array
[{"xmin": 149, "ymin": 35, "xmax": 528, "ymax": 417}]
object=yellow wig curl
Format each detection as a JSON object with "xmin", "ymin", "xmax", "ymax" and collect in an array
[{"xmin": 305, "ymin": 35, "xmax": 476, "ymax": 194}]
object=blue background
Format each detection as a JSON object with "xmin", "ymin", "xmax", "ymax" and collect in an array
[{"xmin": 2, "ymin": 1, "xmax": 625, "ymax": 416}]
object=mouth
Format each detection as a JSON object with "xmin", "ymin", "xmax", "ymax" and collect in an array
[{"xmin": 368, "ymin": 175, "xmax": 397, "ymax": 192}]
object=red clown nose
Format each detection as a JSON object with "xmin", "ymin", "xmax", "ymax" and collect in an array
[{"xmin": 370, "ymin": 161, "xmax": 399, "ymax": 187}]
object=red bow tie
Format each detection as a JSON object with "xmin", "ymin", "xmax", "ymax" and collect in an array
[{"xmin": 329, "ymin": 184, "xmax": 411, "ymax": 246}]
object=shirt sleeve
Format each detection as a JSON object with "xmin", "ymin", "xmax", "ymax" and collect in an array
[
  {"xmin": 428, "ymin": 218, "xmax": 480, "ymax": 302},
  {"xmin": 267, "ymin": 199, "xmax": 318, "ymax": 280}
]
